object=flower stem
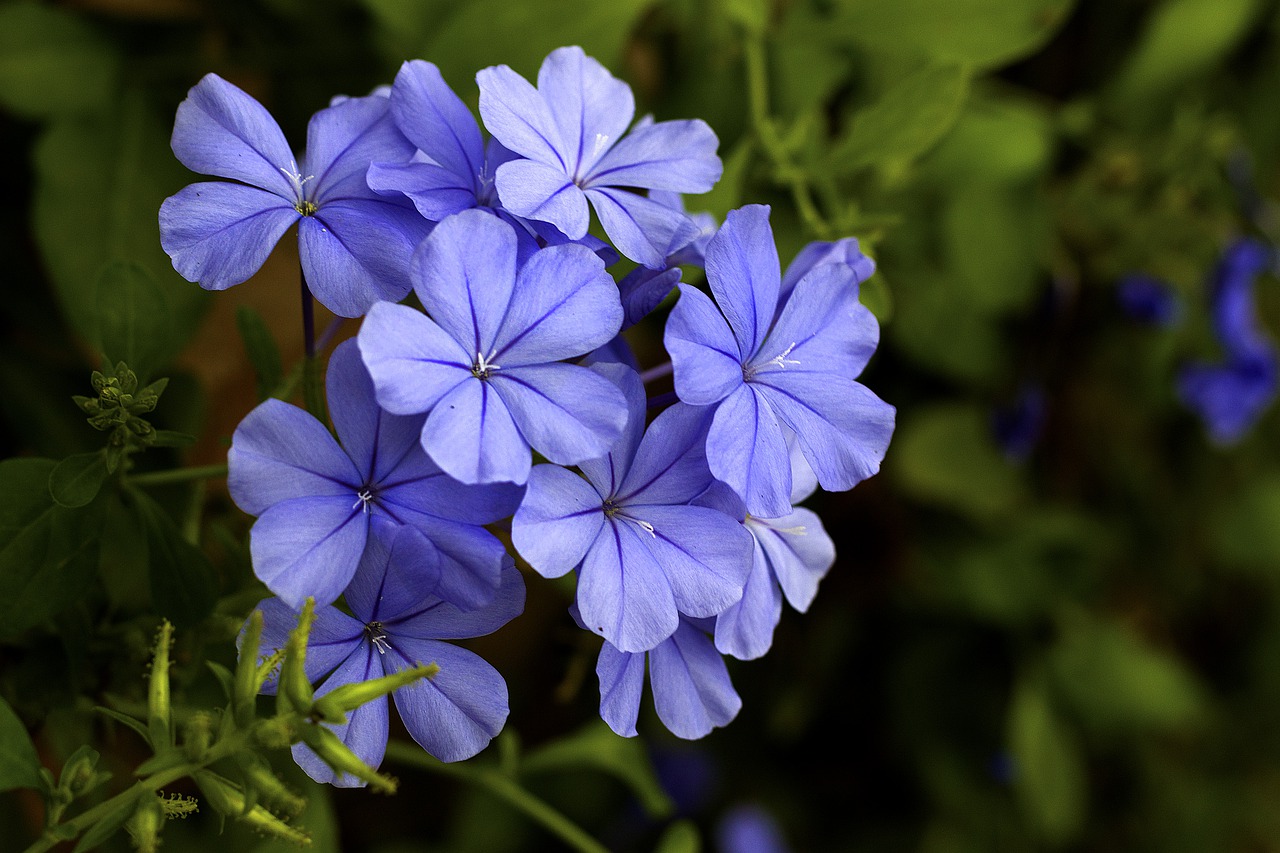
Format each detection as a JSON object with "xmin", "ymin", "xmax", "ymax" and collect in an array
[
  {"xmin": 383, "ymin": 741, "xmax": 609, "ymax": 853},
  {"xmin": 639, "ymin": 361, "xmax": 674, "ymax": 384},
  {"xmin": 300, "ymin": 271, "xmax": 316, "ymax": 360},
  {"xmin": 128, "ymin": 464, "xmax": 228, "ymax": 487},
  {"xmin": 299, "ymin": 266, "xmax": 327, "ymax": 424}
]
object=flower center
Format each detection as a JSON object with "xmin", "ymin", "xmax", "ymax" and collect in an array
[
  {"xmin": 602, "ymin": 500, "xmax": 655, "ymax": 537},
  {"xmin": 743, "ymin": 341, "xmax": 800, "ymax": 382},
  {"xmin": 471, "ymin": 351, "xmax": 501, "ymax": 380},
  {"xmin": 353, "ymin": 487, "xmax": 376, "ymax": 513},
  {"xmin": 295, "ymin": 200, "xmax": 318, "ymax": 216},
  {"xmin": 365, "ymin": 621, "xmax": 391, "ymax": 655}
]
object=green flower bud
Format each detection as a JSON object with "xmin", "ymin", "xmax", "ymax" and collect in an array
[
  {"xmin": 125, "ymin": 794, "xmax": 164, "ymax": 853},
  {"xmin": 148, "ymin": 621, "xmax": 173, "ymax": 749},
  {"xmin": 252, "ymin": 716, "xmax": 297, "ymax": 751},
  {"xmin": 183, "ymin": 712, "xmax": 213, "ymax": 763},
  {"xmin": 319, "ymin": 663, "xmax": 438, "ymax": 715},
  {"xmin": 296, "ymin": 725, "xmax": 397, "ymax": 794},
  {"xmin": 237, "ymin": 754, "xmax": 306, "ymax": 817},
  {"xmin": 194, "ymin": 772, "xmax": 310, "ymax": 845},
  {"xmin": 277, "ymin": 600, "xmax": 316, "ymax": 717}
]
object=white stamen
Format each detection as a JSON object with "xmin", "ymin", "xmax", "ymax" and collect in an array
[
  {"xmin": 472, "ymin": 351, "xmax": 502, "ymax": 379},
  {"xmin": 632, "ymin": 518, "xmax": 656, "ymax": 538},
  {"xmin": 764, "ymin": 341, "xmax": 801, "ymax": 370},
  {"xmin": 278, "ymin": 160, "xmax": 315, "ymax": 197},
  {"xmin": 592, "ymin": 133, "xmax": 611, "ymax": 157},
  {"xmin": 371, "ymin": 634, "xmax": 391, "ymax": 654},
  {"xmin": 353, "ymin": 488, "xmax": 375, "ymax": 512}
]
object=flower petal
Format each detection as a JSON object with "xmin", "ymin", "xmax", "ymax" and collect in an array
[
  {"xmin": 159, "ymin": 182, "xmax": 299, "ymax": 291},
  {"xmin": 649, "ymin": 621, "xmax": 741, "ymax": 739},
  {"xmin": 578, "ymin": 518, "xmax": 679, "ymax": 653},
  {"xmin": 707, "ymin": 384, "xmax": 792, "ymax": 518},
  {"xmin": 292, "ymin": 644, "xmax": 389, "ymax": 787},
  {"xmin": 171, "ymin": 73, "xmax": 297, "ymax": 197},
  {"xmin": 618, "ymin": 266, "xmax": 681, "ymax": 330},
  {"xmin": 382, "ymin": 512, "xmax": 508, "ymax": 610},
  {"xmin": 387, "ymin": 638, "xmax": 509, "ymax": 762},
  {"xmin": 779, "ymin": 236, "xmax": 875, "ymax": 307},
  {"xmin": 587, "ymin": 187, "xmax": 699, "ymax": 269},
  {"xmin": 249, "ymin": 495, "xmax": 370, "ymax": 609},
  {"xmin": 389, "ymin": 60, "xmax": 485, "ymax": 185},
  {"xmin": 713, "ymin": 538, "xmax": 782, "ymax": 661},
  {"xmin": 494, "ymin": 158, "xmax": 590, "ymax": 239},
  {"xmin": 325, "ymin": 339, "xmax": 421, "ymax": 485},
  {"xmin": 512, "ymin": 464, "xmax": 605, "ymax": 579},
  {"xmin": 616, "ymin": 402, "xmax": 714, "ymax": 507},
  {"xmin": 665, "ymin": 284, "xmax": 745, "ymax": 406},
  {"xmin": 243, "ymin": 597, "xmax": 364, "ymax": 696},
  {"xmin": 343, "ymin": 518, "xmax": 441, "ymax": 624},
  {"xmin": 228, "ymin": 398, "xmax": 360, "ymax": 517},
  {"xmin": 629, "ymin": 504, "xmax": 753, "ymax": 618},
  {"xmin": 597, "ymin": 642, "xmax": 645, "ymax": 738},
  {"xmin": 491, "ymin": 364, "xmax": 628, "ymax": 466},
  {"xmin": 366, "ymin": 160, "xmax": 478, "ymax": 221},
  {"xmin": 358, "ymin": 301, "xmax": 472, "ymax": 416},
  {"xmin": 753, "ymin": 507, "xmax": 835, "ymax": 612},
  {"xmin": 386, "ymin": 557, "xmax": 525, "ymax": 640},
  {"xmin": 758, "ymin": 263, "xmax": 879, "ymax": 380},
  {"xmin": 378, "ymin": 451, "xmax": 523, "ymax": 525},
  {"xmin": 477, "ymin": 63, "xmax": 567, "ymax": 169},
  {"xmin": 585, "ymin": 119, "xmax": 721, "ymax": 193},
  {"xmin": 535, "ymin": 45, "xmax": 635, "ymax": 177},
  {"xmin": 491, "ymin": 242, "xmax": 622, "ymax": 365},
  {"xmin": 704, "ymin": 205, "xmax": 780, "ymax": 360},
  {"xmin": 421, "ymin": 378, "xmax": 530, "ymax": 485},
  {"xmin": 577, "ymin": 363, "xmax": 646, "ymax": 498},
  {"xmin": 307, "ymin": 93, "xmax": 416, "ymax": 203}
]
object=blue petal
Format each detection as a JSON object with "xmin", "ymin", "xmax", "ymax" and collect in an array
[
  {"xmin": 249, "ymin": 495, "xmax": 370, "ymax": 609},
  {"xmin": 366, "ymin": 160, "xmax": 478, "ymax": 220},
  {"xmin": 585, "ymin": 119, "xmax": 721, "ymax": 193},
  {"xmin": 358, "ymin": 302, "xmax": 471, "ymax": 415},
  {"xmin": 306, "ymin": 93, "xmax": 416, "ymax": 203},
  {"xmin": 491, "ymin": 364, "xmax": 628, "ymax": 467},
  {"xmin": 714, "ymin": 538, "xmax": 782, "ymax": 661},
  {"xmin": 300, "ymin": 198, "xmax": 428, "ymax": 318},
  {"xmin": 386, "ymin": 557, "xmax": 525, "ymax": 640},
  {"xmin": 421, "ymin": 378, "xmax": 530, "ymax": 485},
  {"xmin": 705, "ymin": 205, "xmax": 780, "ymax": 360},
  {"xmin": 535, "ymin": 46, "xmax": 635, "ymax": 178},
  {"xmin": 386, "ymin": 638, "xmax": 509, "ymax": 762},
  {"xmin": 170, "ymin": 73, "xmax": 297, "ymax": 198},
  {"xmin": 578, "ymin": 518, "xmax": 679, "ymax": 653},
  {"xmin": 325, "ymin": 339, "xmax": 421, "ymax": 485},
  {"xmin": 389, "ymin": 60, "xmax": 485, "ymax": 186},
  {"xmin": 628, "ymin": 504, "xmax": 753, "ymax": 618},
  {"xmin": 779, "ymin": 236, "xmax": 874, "ymax": 307},
  {"xmin": 751, "ymin": 507, "xmax": 835, "ymax": 612},
  {"xmin": 495, "ymin": 158, "xmax": 590, "ymax": 239},
  {"xmin": 597, "ymin": 642, "xmax": 646, "ymax": 738},
  {"xmin": 242, "ymin": 597, "xmax": 363, "ymax": 696},
  {"xmin": 649, "ymin": 621, "xmax": 741, "ymax": 739},
  {"xmin": 490, "ymin": 242, "xmax": 622, "ymax": 365},
  {"xmin": 706, "ymin": 384, "xmax": 792, "ymax": 518},
  {"xmin": 343, "ymin": 518, "xmax": 441, "ymax": 624},
  {"xmin": 577, "ymin": 363, "xmax": 646, "ymax": 497},
  {"xmin": 616, "ymin": 402, "xmax": 714, "ymax": 507},
  {"xmin": 228, "ymin": 398, "xmax": 360, "ymax": 516},
  {"xmin": 411, "ymin": 210, "xmax": 519, "ymax": 355},
  {"xmin": 666, "ymin": 284, "xmax": 744, "ymax": 407},
  {"xmin": 757, "ymin": 263, "xmax": 880, "ymax": 380},
  {"xmin": 512, "ymin": 464, "xmax": 605, "ymax": 578},
  {"xmin": 292, "ymin": 644, "xmax": 389, "ymax": 787},
  {"xmin": 376, "ymin": 505, "xmax": 508, "ymax": 611},
  {"xmin": 377, "ymin": 447, "xmax": 523, "ymax": 525},
  {"xmin": 477, "ymin": 63, "xmax": 568, "ymax": 169},
  {"xmin": 618, "ymin": 266, "xmax": 682, "ymax": 330},
  {"xmin": 587, "ymin": 187, "xmax": 699, "ymax": 269},
  {"xmin": 159, "ymin": 182, "xmax": 298, "ymax": 291}
]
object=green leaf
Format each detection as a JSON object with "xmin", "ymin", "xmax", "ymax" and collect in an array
[
  {"xmin": 236, "ymin": 306, "xmax": 285, "ymax": 401},
  {"xmin": 49, "ymin": 451, "xmax": 110, "ymax": 509},
  {"xmin": 128, "ymin": 488, "xmax": 217, "ymax": 628},
  {"xmin": 522, "ymin": 721, "xmax": 675, "ymax": 818},
  {"xmin": 1007, "ymin": 675, "xmax": 1086, "ymax": 844},
  {"xmin": 891, "ymin": 403, "xmax": 1026, "ymax": 521},
  {"xmin": 919, "ymin": 94, "xmax": 1053, "ymax": 185},
  {"xmin": 717, "ymin": 0, "xmax": 766, "ymax": 33},
  {"xmin": 828, "ymin": 63, "xmax": 970, "ymax": 175},
  {"xmin": 0, "ymin": 696, "xmax": 43, "ymax": 792},
  {"xmin": 96, "ymin": 261, "xmax": 173, "ymax": 381},
  {"xmin": 71, "ymin": 792, "xmax": 140, "ymax": 853},
  {"xmin": 0, "ymin": 3, "xmax": 120, "ymax": 119},
  {"xmin": 1213, "ymin": 477, "xmax": 1280, "ymax": 571},
  {"xmin": 654, "ymin": 820, "xmax": 702, "ymax": 853},
  {"xmin": 940, "ymin": 182, "xmax": 1047, "ymax": 315},
  {"xmin": 94, "ymin": 707, "xmax": 152, "ymax": 748}
]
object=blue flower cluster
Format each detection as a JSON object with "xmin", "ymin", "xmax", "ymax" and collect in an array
[{"xmin": 164, "ymin": 47, "xmax": 894, "ymax": 779}]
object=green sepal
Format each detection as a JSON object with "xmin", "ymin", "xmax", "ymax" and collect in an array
[
  {"xmin": 193, "ymin": 770, "xmax": 311, "ymax": 845},
  {"xmin": 70, "ymin": 786, "xmax": 145, "ymax": 853},
  {"xmin": 120, "ymin": 792, "xmax": 163, "ymax": 853},
  {"xmin": 296, "ymin": 725, "xmax": 398, "ymax": 794},
  {"xmin": 205, "ymin": 661, "xmax": 234, "ymax": 700},
  {"xmin": 317, "ymin": 663, "xmax": 438, "ymax": 716},
  {"xmin": 94, "ymin": 706, "xmax": 152, "ymax": 748},
  {"xmin": 277, "ymin": 599, "xmax": 317, "ymax": 716},
  {"xmin": 236, "ymin": 752, "xmax": 306, "ymax": 817},
  {"xmin": 235, "ymin": 608, "xmax": 266, "ymax": 727}
]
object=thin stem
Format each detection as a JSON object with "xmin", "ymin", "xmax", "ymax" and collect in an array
[
  {"xmin": 647, "ymin": 391, "xmax": 678, "ymax": 410},
  {"xmin": 639, "ymin": 361, "xmax": 673, "ymax": 384},
  {"xmin": 128, "ymin": 464, "xmax": 227, "ymax": 487},
  {"xmin": 300, "ymin": 265, "xmax": 327, "ymax": 424},
  {"xmin": 300, "ymin": 271, "xmax": 316, "ymax": 359},
  {"xmin": 384, "ymin": 742, "xmax": 609, "ymax": 853},
  {"xmin": 315, "ymin": 316, "xmax": 345, "ymax": 354}
]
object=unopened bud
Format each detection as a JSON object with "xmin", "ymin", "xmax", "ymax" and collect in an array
[
  {"xmin": 194, "ymin": 771, "xmax": 310, "ymax": 845},
  {"xmin": 184, "ymin": 712, "xmax": 213, "ymax": 762},
  {"xmin": 125, "ymin": 794, "xmax": 164, "ymax": 853},
  {"xmin": 277, "ymin": 600, "xmax": 316, "ymax": 716},
  {"xmin": 148, "ymin": 621, "xmax": 173, "ymax": 749},
  {"xmin": 320, "ymin": 663, "xmax": 438, "ymax": 715},
  {"xmin": 296, "ymin": 725, "xmax": 397, "ymax": 794},
  {"xmin": 238, "ymin": 754, "xmax": 306, "ymax": 817}
]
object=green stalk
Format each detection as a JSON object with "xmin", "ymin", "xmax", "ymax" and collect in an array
[{"xmin": 128, "ymin": 464, "xmax": 228, "ymax": 487}]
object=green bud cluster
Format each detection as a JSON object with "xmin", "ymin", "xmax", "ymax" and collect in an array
[{"xmin": 72, "ymin": 362, "xmax": 169, "ymax": 469}]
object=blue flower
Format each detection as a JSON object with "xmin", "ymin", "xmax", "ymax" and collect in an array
[
  {"xmin": 159, "ymin": 74, "xmax": 431, "ymax": 318},
  {"xmin": 779, "ymin": 235, "xmax": 876, "ymax": 310},
  {"xmin": 512, "ymin": 364, "xmax": 753, "ymax": 653},
  {"xmin": 248, "ymin": 529, "xmax": 525, "ymax": 785},
  {"xmin": 615, "ymin": 190, "xmax": 718, "ymax": 329},
  {"xmin": 1117, "ymin": 274, "xmax": 1182, "ymax": 327},
  {"xmin": 1179, "ymin": 239, "xmax": 1279, "ymax": 444},
  {"xmin": 597, "ymin": 617, "xmax": 741, "ymax": 740},
  {"xmin": 716, "ymin": 804, "xmax": 792, "ymax": 853},
  {"xmin": 477, "ymin": 46, "xmax": 722, "ymax": 268},
  {"xmin": 665, "ymin": 204, "xmax": 896, "ymax": 518},
  {"xmin": 991, "ymin": 383, "xmax": 1046, "ymax": 463},
  {"xmin": 228, "ymin": 339, "xmax": 520, "ymax": 609},
  {"xmin": 358, "ymin": 210, "xmax": 628, "ymax": 485}
]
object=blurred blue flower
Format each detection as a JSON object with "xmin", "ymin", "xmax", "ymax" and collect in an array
[
  {"xmin": 716, "ymin": 804, "xmax": 792, "ymax": 853},
  {"xmin": 992, "ymin": 384, "xmax": 1046, "ymax": 463},
  {"xmin": 1179, "ymin": 239, "xmax": 1279, "ymax": 445},
  {"xmin": 1117, "ymin": 274, "xmax": 1183, "ymax": 327},
  {"xmin": 159, "ymin": 73, "xmax": 430, "ymax": 317},
  {"xmin": 249, "ymin": 530, "xmax": 524, "ymax": 785}
]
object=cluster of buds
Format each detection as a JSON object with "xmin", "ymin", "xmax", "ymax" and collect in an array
[{"xmin": 72, "ymin": 362, "xmax": 168, "ymax": 467}]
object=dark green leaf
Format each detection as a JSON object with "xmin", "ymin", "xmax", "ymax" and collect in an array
[
  {"xmin": 72, "ymin": 792, "xmax": 140, "ymax": 853},
  {"xmin": 129, "ymin": 488, "xmax": 217, "ymax": 628},
  {"xmin": 0, "ymin": 696, "xmax": 43, "ymax": 792},
  {"xmin": 49, "ymin": 451, "xmax": 109, "ymax": 509},
  {"xmin": 1008, "ymin": 675, "xmax": 1086, "ymax": 844},
  {"xmin": 0, "ymin": 3, "xmax": 120, "ymax": 119},
  {"xmin": 96, "ymin": 261, "xmax": 172, "ymax": 381},
  {"xmin": 94, "ymin": 707, "xmax": 152, "ymax": 748},
  {"xmin": 522, "ymin": 721, "xmax": 675, "ymax": 818},
  {"xmin": 655, "ymin": 820, "xmax": 702, "ymax": 853},
  {"xmin": 236, "ymin": 306, "xmax": 285, "ymax": 401}
]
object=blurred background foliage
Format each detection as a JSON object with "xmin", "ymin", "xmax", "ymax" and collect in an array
[{"xmin": 3, "ymin": 0, "xmax": 1280, "ymax": 849}]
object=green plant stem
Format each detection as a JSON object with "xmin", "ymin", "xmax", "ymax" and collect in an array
[
  {"xmin": 743, "ymin": 34, "xmax": 832, "ymax": 239},
  {"xmin": 128, "ymin": 463, "xmax": 228, "ymax": 487},
  {"xmin": 384, "ymin": 741, "xmax": 609, "ymax": 853}
]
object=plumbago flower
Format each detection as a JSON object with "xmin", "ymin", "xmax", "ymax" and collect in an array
[
  {"xmin": 616, "ymin": 190, "xmax": 718, "ymax": 329},
  {"xmin": 1179, "ymin": 238, "xmax": 1279, "ymax": 444},
  {"xmin": 512, "ymin": 364, "xmax": 754, "ymax": 653},
  {"xmin": 358, "ymin": 210, "xmax": 628, "ymax": 485},
  {"xmin": 665, "ymin": 204, "xmax": 896, "ymax": 518},
  {"xmin": 477, "ymin": 46, "xmax": 722, "ymax": 268},
  {"xmin": 597, "ymin": 616, "xmax": 741, "ymax": 740},
  {"xmin": 248, "ymin": 528, "xmax": 525, "ymax": 785},
  {"xmin": 228, "ymin": 339, "xmax": 520, "ymax": 609},
  {"xmin": 159, "ymin": 73, "xmax": 430, "ymax": 317}
]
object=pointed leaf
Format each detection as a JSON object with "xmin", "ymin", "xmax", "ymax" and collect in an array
[
  {"xmin": 522, "ymin": 721, "xmax": 675, "ymax": 818},
  {"xmin": 0, "ymin": 696, "xmax": 42, "ymax": 792},
  {"xmin": 49, "ymin": 451, "xmax": 109, "ymax": 509}
]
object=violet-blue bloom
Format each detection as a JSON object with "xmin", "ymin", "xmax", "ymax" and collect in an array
[
  {"xmin": 616, "ymin": 191, "xmax": 718, "ymax": 329},
  {"xmin": 778, "ymin": 235, "xmax": 876, "ymax": 310},
  {"xmin": 1179, "ymin": 239, "xmax": 1279, "ymax": 445},
  {"xmin": 512, "ymin": 363, "xmax": 753, "ymax": 653},
  {"xmin": 247, "ymin": 530, "xmax": 525, "ymax": 785},
  {"xmin": 665, "ymin": 204, "xmax": 896, "ymax": 518},
  {"xmin": 596, "ymin": 616, "xmax": 741, "ymax": 740},
  {"xmin": 716, "ymin": 804, "xmax": 792, "ymax": 853},
  {"xmin": 358, "ymin": 210, "xmax": 627, "ymax": 485},
  {"xmin": 228, "ymin": 339, "xmax": 520, "ymax": 610},
  {"xmin": 477, "ymin": 46, "xmax": 722, "ymax": 268},
  {"xmin": 991, "ymin": 383, "xmax": 1046, "ymax": 463},
  {"xmin": 159, "ymin": 73, "xmax": 430, "ymax": 318},
  {"xmin": 1117, "ymin": 274, "xmax": 1183, "ymax": 327}
]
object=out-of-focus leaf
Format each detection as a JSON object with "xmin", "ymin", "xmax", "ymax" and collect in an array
[
  {"xmin": 237, "ymin": 306, "xmax": 284, "ymax": 401},
  {"xmin": 522, "ymin": 721, "xmax": 675, "ymax": 819},
  {"xmin": 49, "ymin": 451, "xmax": 110, "ymax": 509},
  {"xmin": 0, "ymin": 696, "xmax": 43, "ymax": 793},
  {"xmin": 0, "ymin": 3, "xmax": 119, "ymax": 119},
  {"xmin": 96, "ymin": 261, "xmax": 173, "ymax": 381},
  {"xmin": 860, "ymin": 273, "xmax": 893, "ymax": 323},
  {"xmin": 941, "ymin": 182, "xmax": 1047, "ymax": 314},
  {"xmin": 717, "ymin": 0, "xmax": 766, "ymax": 33},
  {"xmin": 655, "ymin": 819, "xmax": 701, "ymax": 853},
  {"xmin": 1111, "ymin": 0, "xmax": 1263, "ymax": 107},
  {"xmin": 1049, "ymin": 614, "xmax": 1205, "ymax": 733},
  {"xmin": 828, "ymin": 63, "xmax": 970, "ymax": 175},
  {"xmin": 919, "ymin": 94, "xmax": 1053, "ymax": 185},
  {"xmin": 129, "ymin": 487, "xmax": 216, "ymax": 628},
  {"xmin": 1008, "ymin": 675, "xmax": 1086, "ymax": 844},
  {"xmin": 1212, "ymin": 476, "xmax": 1280, "ymax": 572},
  {"xmin": 688, "ymin": 139, "xmax": 751, "ymax": 223},
  {"xmin": 892, "ymin": 403, "xmax": 1026, "ymax": 520}
]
